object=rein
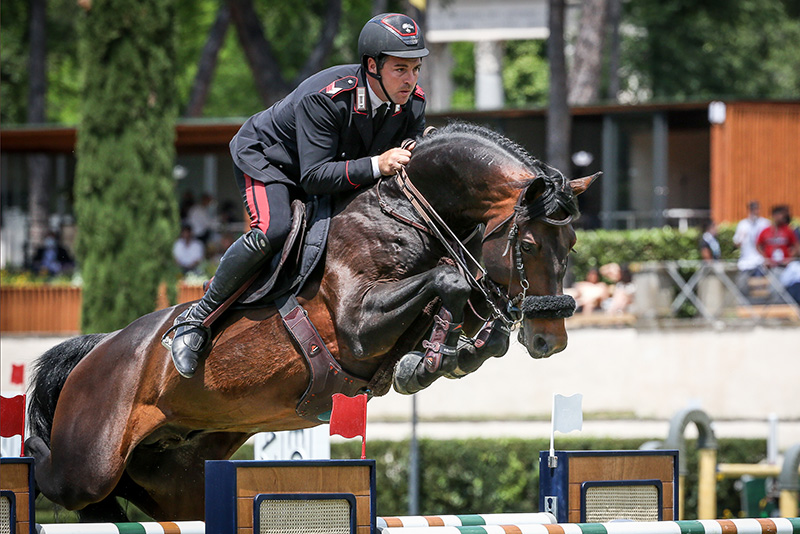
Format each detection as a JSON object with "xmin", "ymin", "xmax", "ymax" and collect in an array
[
  {"xmin": 383, "ymin": 165, "xmax": 578, "ymax": 327},
  {"xmin": 384, "ymin": 161, "xmax": 576, "ymax": 329}
]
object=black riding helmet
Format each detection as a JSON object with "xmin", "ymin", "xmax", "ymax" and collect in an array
[{"xmin": 358, "ymin": 13, "xmax": 429, "ymax": 106}]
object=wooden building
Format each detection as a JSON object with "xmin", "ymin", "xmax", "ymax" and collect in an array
[{"xmin": 2, "ymin": 100, "xmax": 799, "ymax": 267}]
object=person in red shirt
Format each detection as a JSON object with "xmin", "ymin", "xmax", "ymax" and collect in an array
[{"xmin": 756, "ymin": 205, "xmax": 798, "ymax": 267}]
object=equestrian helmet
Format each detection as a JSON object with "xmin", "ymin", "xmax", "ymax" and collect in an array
[{"xmin": 358, "ymin": 13, "xmax": 429, "ymax": 64}]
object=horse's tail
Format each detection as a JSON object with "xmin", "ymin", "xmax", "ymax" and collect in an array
[{"xmin": 27, "ymin": 333, "xmax": 109, "ymax": 447}]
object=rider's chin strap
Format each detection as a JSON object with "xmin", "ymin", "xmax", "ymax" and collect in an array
[{"xmin": 366, "ymin": 66, "xmax": 397, "ymax": 109}]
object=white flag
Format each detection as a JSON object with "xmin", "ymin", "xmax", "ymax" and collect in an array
[{"xmin": 552, "ymin": 393, "xmax": 583, "ymax": 433}]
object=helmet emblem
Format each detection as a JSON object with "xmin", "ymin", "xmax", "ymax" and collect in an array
[{"xmin": 402, "ymin": 23, "xmax": 414, "ymax": 34}]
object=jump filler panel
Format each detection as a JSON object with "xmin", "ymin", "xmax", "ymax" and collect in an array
[
  {"xmin": 0, "ymin": 457, "xmax": 35, "ymax": 534},
  {"xmin": 539, "ymin": 450, "xmax": 679, "ymax": 523},
  {"xmin": 205, "ymin": 459, "xmax": 375, "ymax": 534}
]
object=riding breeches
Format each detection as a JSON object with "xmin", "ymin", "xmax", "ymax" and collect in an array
[{"xmin": 234, "ymin": 165, "xmax": 292, "ymax": 251}]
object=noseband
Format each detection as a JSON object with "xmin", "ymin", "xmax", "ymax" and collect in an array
[{"xmin": 386, "ymin": 165, "xmax": 577, "ymax": 329}]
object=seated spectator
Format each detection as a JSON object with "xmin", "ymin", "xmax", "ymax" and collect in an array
[
  {"xmin": 566, "ymin": 267, "xmax": 610, "ymax": 314},
  {"xmin": 605, "ymin": 264, "xmax": 635, "ymax": 315},
  {"xmin": 756, "ymin": 205, "xmax": 798, "ymax": 268},
  {"xmin": 31, "ymin": 231, "xmax": 74, "ymax": 277},
  {"xmin": 172, "ymin": 225, "xmax": 205, "ymax": 275},
  {"xmin": 780, "ymin": 261, "xmax": 800, "ymax": 304},
  {"xmin": 186, "ymin": 193, "xmax": 216, "ymax": 244},
  {"xmin": 733, "ymin": 200, "xmax": 771, "ymax": 300},
  {"xmin": 698, "ymin": 220, "xmax": 721, "ymax": 261}
]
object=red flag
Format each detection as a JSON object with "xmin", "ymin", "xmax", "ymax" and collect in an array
[
  {"xmin": 329, "ymin": 393, "xmax": 367, "ymax": 459},
  {"xmin": 11, "ymin": 364, "xmax": 25, "ymax": 385},
  {"xmin": 0, "ymin": 394, "xmax": 26, "ymax": 455}
]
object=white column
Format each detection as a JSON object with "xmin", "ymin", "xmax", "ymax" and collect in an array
[
  {"xmin": 425, "ymin": 42, "xmax": 454, "ymax": 112},
  {"xmin": 475, "ymin": 40, "xmax": 505, "ymax": 110}
]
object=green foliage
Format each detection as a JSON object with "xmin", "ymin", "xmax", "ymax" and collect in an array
[
  {"xmin": 503, "ymin": 41, "xmax": 549, "ymax": 108},
  {"xmin": 450, "ymin": 42, "xmax": 476, "ymax": 110},
  {"xmin": 73, "ymin": 0, "xmax": 179, "ymax": 333},
  {"xmin": 570, "ymin": 224, "xmax": 736, "ymax": 281},
  {"xmin": 331, "ymin": 437, "xmax": 767, "ymax": 519},
  {"xmin": 0, "ymin": 0, "xmax": 83, "ymax": 125},
  {"xmin": 622, "ymin": 0, "xmax": 800, "ymax": 101}
]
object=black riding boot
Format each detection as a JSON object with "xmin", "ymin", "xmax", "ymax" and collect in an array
[{"xmin": 170, "ymin": 229, "xmax": 272, "ymax": 378}]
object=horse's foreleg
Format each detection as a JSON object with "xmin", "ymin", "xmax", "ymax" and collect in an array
[{"xmin": 339, "ymin": 264, "xmax": 472, "ymax": 360}]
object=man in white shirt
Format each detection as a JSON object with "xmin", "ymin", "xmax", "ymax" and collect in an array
[
  {"xmin": 172, "ymin": 225, "xmax": 205, "ymax": 274},
  {"xmin": 733, "ymin": 201, "xmax": 770, "ymax": 298}
]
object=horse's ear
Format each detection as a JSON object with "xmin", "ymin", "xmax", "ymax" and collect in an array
[{"xmin": 570, "ymin": 172, "xmax": 601, "ymax": 196}]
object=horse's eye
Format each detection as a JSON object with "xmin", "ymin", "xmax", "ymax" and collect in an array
[{"xmin": 520, "ymin": 240, "xmax": 537, "ymax": 254}]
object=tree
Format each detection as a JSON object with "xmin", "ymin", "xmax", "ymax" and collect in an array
[
  {"xmin": 227, "ymin": 0, "xmax": 343, "ymax": 107},
  {"xmin": 27, "ymin": 0, "xmax": 50, "ymax": 254},
  {"xmin": 74, "ymin": 0, "xmax": 179, "ymax": 333},
  {"xmin": 621, "ymin": 0, "xmax": 800, "ymax": 102},
  {"xmin": 184, "ymin": 3, "xmax": 230, "ymax": 117},
  {"xmin": 568, "ymin": 0, "xmax": 609, "ymax": 105},
  {"xmin": 547, "ymin": 0, "xmax": 571, "ymax": 173}
]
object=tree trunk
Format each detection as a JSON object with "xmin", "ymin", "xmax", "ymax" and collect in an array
[
  {"xmin": 547, "ymin": 0, "xmax": 571, "ymax": 173},
  {"xmin": 27, "ymin": 0, "xmax": 50, "ymax": 255},
  {"xmin": 568, "ymin": 0, "xmax": 609, "ymax": 105},
  {"xmin": 228, "ymin": 0, "xmax": 342, "ymax": 107},
  {"xmin": 227, "ymin": 0, "xmax": 289, "ymax": 106},
  {"xmin": 292, "ymin": 0, "xmax": 343, "ymax": 84},
  {"xmin": 185, "ymin": 4, "xmax": 230, "ymax": 118},
  {"xmin": 606, "ymin": 0, "xmax": 622, "ymax": 101}
]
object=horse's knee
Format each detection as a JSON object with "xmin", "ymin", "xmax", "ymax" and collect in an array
[{"xmin": 431, "ymin": 266, "xmax": 471, "ymax": 307}]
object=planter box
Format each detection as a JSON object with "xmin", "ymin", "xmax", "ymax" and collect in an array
[{"xmin": 0, "ymin": 283, "xmax": 205, "ymax": 335}]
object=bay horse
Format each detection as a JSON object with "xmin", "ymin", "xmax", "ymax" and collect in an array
[{"xmin": 25, "ymin": 122, "xmax": 597, "ymax": 522}]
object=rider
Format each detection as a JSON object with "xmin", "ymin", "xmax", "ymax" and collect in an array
[{"xmin": 169, "ymin": 13, "xmax": 429, "ymax": 378}]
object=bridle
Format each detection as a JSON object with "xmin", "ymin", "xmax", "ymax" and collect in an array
[{"xmin": 380, "ymin": 165, "xmax": 578, "ymax": 331}]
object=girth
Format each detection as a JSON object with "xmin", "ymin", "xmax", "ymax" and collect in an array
[{"xmin": 276, "ymin": 293, "xmax": 371, "ymax": 423}]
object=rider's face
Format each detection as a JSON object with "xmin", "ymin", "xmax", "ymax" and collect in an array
[{"xmin": 369, "ymin": 56, "xmax": 422, "ymax": 105}]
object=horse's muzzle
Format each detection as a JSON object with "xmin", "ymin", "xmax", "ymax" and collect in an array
[{"xmin": 520, "ymin": 294, "xmax": 576, "ymax": 319}]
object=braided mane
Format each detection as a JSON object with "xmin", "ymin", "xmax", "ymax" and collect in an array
[{"xmin": 419, "ymin": 122, "xmax": 579, "ymax": 223}]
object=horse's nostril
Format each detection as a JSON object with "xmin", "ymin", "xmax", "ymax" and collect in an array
[{"xmin": 533, "ymin": 335, "xmax": 549, "ymax": 354}]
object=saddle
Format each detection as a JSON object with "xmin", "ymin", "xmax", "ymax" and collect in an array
[{"xmin": 204, "ymin": 196, "xmax": 370, "ymax": 423}]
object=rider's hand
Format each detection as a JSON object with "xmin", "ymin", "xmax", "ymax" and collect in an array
[{"xmin": 378, "ymin": 147, "xmax": 412, "ymax": 176}]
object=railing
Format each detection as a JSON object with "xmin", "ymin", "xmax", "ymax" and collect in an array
[{"xmin": 0, "ymin": 283, "xmax": 205, "ymax": 334}]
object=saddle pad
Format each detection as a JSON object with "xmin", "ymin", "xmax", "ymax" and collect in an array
[{"xmin": 238, "ymin": 195, "xmax": 332, "ymax": 305}]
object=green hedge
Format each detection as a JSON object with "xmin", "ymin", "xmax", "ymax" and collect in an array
[
  {"xmin": 331, "ymin": 437, "xmax": 767, "ymax": 520},
  {"xmin": 33, "ymin": 436, "xmax": 773, "ymax": 522},
  {"xmin": 570, "ymin": 224, "xmax": 737, "ymax": 282}
]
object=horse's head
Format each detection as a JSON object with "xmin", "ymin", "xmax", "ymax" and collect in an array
[{"xmin": 482, "ymin": 167, "xmax": 599, "ymax": 359}]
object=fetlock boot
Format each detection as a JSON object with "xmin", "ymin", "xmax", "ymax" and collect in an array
[
  {"xmin": 169, "ymin": 229, "xmax": 272, "ymax": 378},
  {"xmin": 421, "ymin": 308, "xmax": 463, "ymax": 374}
]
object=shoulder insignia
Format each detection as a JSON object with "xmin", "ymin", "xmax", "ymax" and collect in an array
[
  {"xmin": 414, "ymin": 85, "xmax": 425, "ymax": 99},
  {"xmin": 321, "ymin": 76, "xmax": 358, "ymax": 97}
]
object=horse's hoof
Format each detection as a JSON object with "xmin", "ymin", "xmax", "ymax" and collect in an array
[{"xmin": 393, "ymin": 351, "xmax": 424, "ymax": 395}]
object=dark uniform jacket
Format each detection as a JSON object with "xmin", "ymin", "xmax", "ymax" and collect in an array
[{"xmin": 230, "ymin": 64, "xmax": 426, "ymax": 196}]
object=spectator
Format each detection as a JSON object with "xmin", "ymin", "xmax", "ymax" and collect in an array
[
  {"xmin": 780, "ymin": 260, "xmax": 800, "ymax": 304},
  {"xmin": 31, "ymin": 231, "xmax": 74, "ymax": 277},
  {"xmin": 604, "ymin": 264, "xmax": 635, "ymax": 315},
  {"xmin": 186, "ymin": 193, "xmax": 216, "ymax": 244},
  {"xmin": 756, "ymin": 205, "xmax": 798, "ymax": 268},
  {"xmin": 566, "ymin": 267, "xmax": 610, "ymax": 314},
  {"xmin": 172, "ymin": 225, "xmax": 205, "ymax": 274},
  {"xmin": 733, "ymin": 200, "xmax": 771, "ymax": 295},
  {"xmin": 698, "ymin": 220, "xmax": 721, "ymax": 261}
]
